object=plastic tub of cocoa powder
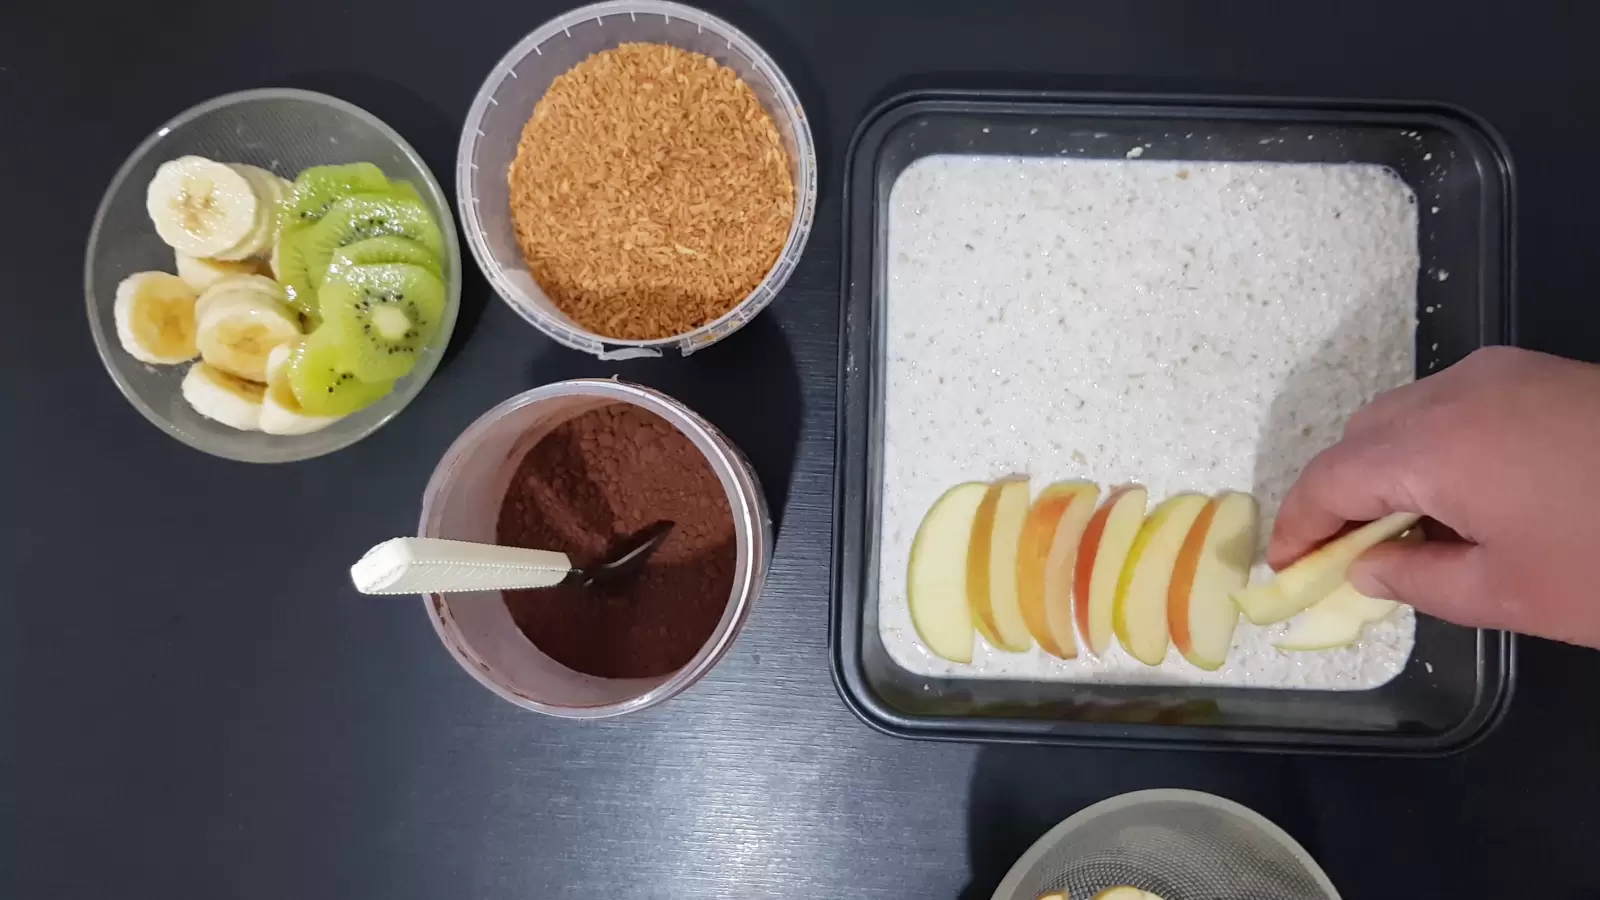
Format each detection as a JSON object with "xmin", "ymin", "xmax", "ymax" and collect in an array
[
  {"xmin": 457, "ymin": 0, "xmax": 817, "ymax": 360},
  {"xmin": 418, "ymin": 379, "xmax": 770, "ymax": 716}
]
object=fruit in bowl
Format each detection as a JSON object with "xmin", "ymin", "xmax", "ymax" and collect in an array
[{"xmin": 115, "ymin": 158, "xmax": 448, "ymax": 434}]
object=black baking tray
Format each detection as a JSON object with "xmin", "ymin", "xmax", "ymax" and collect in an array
[{"xmin": 831, "ymin": 90, "xmax": 1517, "ymax": 754}]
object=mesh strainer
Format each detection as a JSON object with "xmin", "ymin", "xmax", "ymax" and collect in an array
[{"xmin": 991, "ymin": 790, "xmax": 1340, "ymax": 900}]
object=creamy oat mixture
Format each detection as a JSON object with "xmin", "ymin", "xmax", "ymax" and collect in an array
[{"xmin": 878, "ymin": 154, "xmax": 1419, "ymax": 689}]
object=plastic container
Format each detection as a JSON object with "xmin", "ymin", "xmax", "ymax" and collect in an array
[
  {"xmin": 456, "ymin": 0, "xmax": 817, "ymax": 360},
  {"xmin": 832, "ymin": 90, "xmax": 1517, "ymax": 754},
  {"xmin": 85, "ymin": 88, "xmax": 462, "ymax": 463},
  {"xmin": 991, "ymin": 790, "xmax": 1339, "ymax": 900},
  {"xmin": 419, "ymin": 379, "xmax": 770, "ymax": 717}
]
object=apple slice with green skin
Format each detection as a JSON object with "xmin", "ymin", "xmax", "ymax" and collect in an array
[
  {"xmin": 1232, "ymin": 511, "xmax": 1420, "ymax": 625},
  {"xmin": 907, "ymin": 482, "xmax": 988, "ymax": 663},
  {"xmin": 1113, "ymin": 493, "xmax": 1210, "ymax": 665},
  {"xmin": 967, "ymin": 476, "xmax": 1034, "ymax": 652},
  {"xmin": 1074, "ymin": 486, "xmax": 1149, "ymax": 656},
  {"xmin": 1168, "ymin": 492, "xmax": 1259, "ymax": 670},
  {"xmin": 1017, "ymin": 481, "xmax": 1101, "ymax": 659}
]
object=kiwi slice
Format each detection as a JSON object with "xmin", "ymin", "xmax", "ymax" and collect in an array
[
  {"xmin": 285, "ymin": 333, "xmax": 395, "ymax": 417},
  {"xmin": 273, "ymin": 226, "xmax": 318, "ymax": 316},
  {"xmin": 328, "ymin": 235, "xmax": 442, "ymax": 279},
  {"xmin": 388, "ymin": 179, "xmax": 424, "ymax": 205},
  {"xmin": 301, "ymin": 195, "xmax": 445, "ymax": 288},
  {"xmin": 281, "ymin": 162, "xmax": 392, "ymax": 228},
  {"xmin": 319, "ymin": 262, "xmax": 446, "ymax": 382}
]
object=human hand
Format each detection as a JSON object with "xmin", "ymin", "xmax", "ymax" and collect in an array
[{"xmin": 1269, "ymin": 346, "xmax": 1600, "ymax": 648}]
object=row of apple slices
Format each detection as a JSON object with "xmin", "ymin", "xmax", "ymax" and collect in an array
[
  {"xmin": 908, "ymin": 477, "xmax": 1418, "ymax": 668},
  {"xmin": 911, "ymin": 479, "xmax": 1257, "ymax": 668}
]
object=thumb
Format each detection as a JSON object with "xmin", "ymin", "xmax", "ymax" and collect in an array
[{"xmin": 1348, "ymin": 540, "xmax": 1499, "ymax": 629}]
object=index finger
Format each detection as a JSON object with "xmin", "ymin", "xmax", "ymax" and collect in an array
[{"xmin": 1266, "ymin": 428, "xmax": 1428, "ymax": 569}]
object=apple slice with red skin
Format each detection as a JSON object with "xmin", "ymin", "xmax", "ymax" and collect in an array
[
  {"xmin": 1168, "ymin": 492, "xmax": 1259, "ymax": 670},
  {"xmin": 1073, "ymin": 485, "xmax": 1148, "ymax": 657},
  {"xmin": 1017, "ymin": 481, "xmax": 1101, "ymax": 659}
]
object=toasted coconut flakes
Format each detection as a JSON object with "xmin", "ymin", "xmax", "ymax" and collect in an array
[{"xmin": 508, "ymin": 42, "xmax": 795, "ymax": 341}]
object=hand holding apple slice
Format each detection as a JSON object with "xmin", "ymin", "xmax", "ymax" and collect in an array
[
  {"xmin": 1232, "ymin": 511, "xmax": 1420, "ymax": 625},
  {"xmin": 968, "ymin": 476, "xmax": 1034, "ymax": 652},
  {"xmin": 1275, "ymin": 528, "xmax": 1420, "ymax": 650},
  {"xmin": 1169, "ymin": 492, "xmax": 1259, "ymax": 670},
  {"xmin": 908, "ymin": 482, "xmax": 988, "ymax": 663},
  {"xmin": 1018, "ymin": 481, "xmax": 1101, "ymax": 659},
  {"xmin": 1114, "ymin": 493, "xmax": 1210, "ymax": 665},
  {"xmin": 1074, "ymin": 486, "xmax": 1149, "ymax": 656}
]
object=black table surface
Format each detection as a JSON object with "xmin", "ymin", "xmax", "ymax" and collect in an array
[{"xmin": 5, "ymin": 1, "xmax": 1600, "ymax": 897}]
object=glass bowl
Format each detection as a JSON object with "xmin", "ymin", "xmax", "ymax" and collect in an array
[
  {"xmin": 85, "ymin": 88, "xmax": 462, "ymax": 463},
  {"xmin": 457, "ymin": 0, "xmax": 818, "ymax": 360}
]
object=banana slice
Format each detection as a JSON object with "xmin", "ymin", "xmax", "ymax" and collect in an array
[
  {"xmin": 146, "ymin": 156, "xmax": 259, "ymax": 258},
  {"xmin": 264, "ymin": 341, "xmax": 293, "ymax": 382},
  {"xmin": 266, "ymin": 239, "xmax": 284, "ymax": 279},
  {"xmin": 182, "ymin": 362, "xmax": 265, "ymax": 431},
  {"xmin": 217, "ymin": 165, "xmax": 291, "ymax": 260},
  {"xmin": 194, "ymin": 273, "xmax": 288, "ymax": 323},
  {"xmin": 260, "ymin": 343, "xmax": 342, "ymax": 435},
  {"xmin": 113, "ymin": 271, "xmax": 199, "ymax": 364},
  {"xmin": 174, "ymin": 251, "xmax": 263, "ymax": 292},
  {"xmin": 195, "ymin": 289, "xmax": 301, "ymax": 382}
]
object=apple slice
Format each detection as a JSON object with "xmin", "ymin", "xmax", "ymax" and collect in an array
[
  {"xmin": 1274, "ymin": 580, "xmax": 1401, "ymax": 651},
  {"xmin": 1275, "ymin": 529, "xmax": 1420, "ymax": 651},
  {"xmin": 1232, "ymin": 511, "xmax": 1420, "ymax": 625},
  {"xmin": 1113, "ymin": 493, "xmax": 1210, "ymax": 665},
  {"xmin": 1092, "ymin": 888, "xmax": 1165, "ymax": 900},
  {"xmin": 1074, "ymin": 486, "xmax": 1149, "ymax": 656},
  {"xmin": 1168, "ymin": 492, "xmax": 1259, "ymax": 670},
  {"xmin": 967, "ymin": 476, "xmax": 1034, "ymax": 652},
  {"xmin": 1018, "ymin": 481, "xmax": 1101, "ymax": 658},
  {"xmin": 908, "ymin": 482, "xmax": 987, "ymax": 663}
]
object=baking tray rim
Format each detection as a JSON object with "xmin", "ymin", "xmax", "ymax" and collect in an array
[{"xmin": 829, "ymin": 88, "xmax": 1518, "ymax": 756}]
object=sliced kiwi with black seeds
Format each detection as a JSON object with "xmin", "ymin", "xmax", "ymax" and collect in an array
[
  {"xmin": 285, "ymin": 332, "xmax": 395, "ymax": 417},
  {"xmin": 328, "ymin": 235, "xmax": 442, "ymax": 280},
  {"xmin": 319, "ymin": 262, "xmax": 447, "ymax": 382},
  {"xmin": 301, "ymin": 195, "xmax": 445, "ymax": 288},
  {"xmin": 281, "ymin": 163, "xmax": 392, "ymax": 228}
]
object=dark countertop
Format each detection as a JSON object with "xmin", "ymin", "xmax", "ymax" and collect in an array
[{"xmin": 3, "ymin": 1, "xmax": 1599, "ymax": 897}]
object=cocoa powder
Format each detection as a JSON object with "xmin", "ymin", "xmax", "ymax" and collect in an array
[{"xmin": 496, "ymin": 403, "xmax": 735, "ymax": 679}]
